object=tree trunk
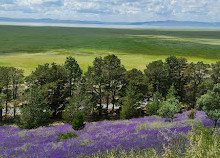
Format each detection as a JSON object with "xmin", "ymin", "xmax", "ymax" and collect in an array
[
  {"xmin": 112, "ymin": 91, "xmax": 116, "ymax": 113},
  {"xmin": 106, "ymin": 95, "xmax": 109, "ymax": 116},
  {"xmin": 0, "ymin": 107, "xmax": 2, "ymax": 122},
  {"xmin": 5, "ymin": 99, "xmax": 8, "ymax": 115},
  {"xmin": 52, "ymin": 110, "xmax": 57, "ymax": 118},
  {"xmin": 12, "ymin": 84, "xmax": 17, "ymax": 119},
  {"xmin": 192, "ymin": 83, "xmax": 197, "ymax": 109},
  {"xmin": 13, "ymin": 102, "xmax": 16, "ymax": 118},
  {"xmin": 98, "ymin": 85, "xmax": 102, "ymax": 116},
  {"xmin": 5, "ymin": 85, "xmax": 9, "ymax": 115}
]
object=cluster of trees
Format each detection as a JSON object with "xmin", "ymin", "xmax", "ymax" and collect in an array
[
  {"xmin": 0, "ymin": 67, "xmax": 23, "ymax": 121},
  {"xmin": 0, "ymin": 55, "xmax": 219, "ymax": 128}
]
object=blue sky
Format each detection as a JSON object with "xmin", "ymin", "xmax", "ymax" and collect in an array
[{"xmin": 0, "ymin": 0, "xmax": 219, "ymax": 22}]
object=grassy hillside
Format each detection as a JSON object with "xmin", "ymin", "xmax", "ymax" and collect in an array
[{"xmin": 0, "ymin": 25, "xmax": 219, "ymax": 75}]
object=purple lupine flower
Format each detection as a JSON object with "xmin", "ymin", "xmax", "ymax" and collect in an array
[{"xmin": 0, "ymin": 111, "xmax": 219, "ymax": 157}]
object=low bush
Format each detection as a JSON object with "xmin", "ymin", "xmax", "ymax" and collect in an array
[
  {"xmin": 158, "ymin": 98, "xmax": 181, "ymax": 122},
  {"xmin": 146, "ymin": 92, "xmax": 161, "ymax": 115},
  {"xmin": 187, "ymin": 109, "xmax": 197, "ymax": 119},
  {"xmin": 196, "ymin": 83, "xmax": 220, "ymax": 127},
  {"xmin": 57, "ymin": 132, "xmax": 78, "ymax": 142},
  {"xmin": 72, "ymin": 111, "xmax": 85, "ymax": 130},
  {"xmin": 62, "ymin": 104, "xmax": 76, "ymax": 123},
  {"xmin": 19, "ymin": 105, "xmax": 50, "ymax": 129},
  {"xmin": 146, "ymin": 101, "xmax": 160, "ymax": 115}
]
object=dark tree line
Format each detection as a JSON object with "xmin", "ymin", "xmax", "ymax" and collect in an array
[{"xmin": 0, "ymin": 55, "xmax": 219, "ymax": 128}]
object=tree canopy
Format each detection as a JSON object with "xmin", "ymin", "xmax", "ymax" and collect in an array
[{"xmin": 197, "ymin": 84, "xmax": 220, "ymax": 127}]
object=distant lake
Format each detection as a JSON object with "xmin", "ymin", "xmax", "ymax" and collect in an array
[{"xmin": 0, "ymin": 21, "xmax": 220, "ymax": 29}]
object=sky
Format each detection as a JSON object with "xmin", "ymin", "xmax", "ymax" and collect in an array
[{"xmin": 0, "ymin": 0, "xmax": 219, "ymax": 22}]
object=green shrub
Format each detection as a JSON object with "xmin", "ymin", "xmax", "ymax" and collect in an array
[
  {"xmin": 72, "ymin": 111, "xmax": 85, "ymax": 130},
  {"xmin": 19, "ymin": 105, "xmax": 50, "ymax": 129},
  {"xmin": 14, "ymin": 115, "xmax": 21, "ymax": 126},
  {"xmin": 19, "ymin": 88, "xmax": 51, "ymax": 129},
  {"xmin": 120, "ymin": 102, "xmax": 139, "ymax": 120},
  {"xmin": 146, "ymin": 92, "xmax": 161, "ymax": 115},
  {"xmin": 146, "ymin": 101, "xmax": 160, "ymax": 115},
  {"xmin": 197, "ymin": 83, "xmax": 220, "ymax": 127},
  {"xmin": 57, "ymin": 132, "xmax": 78, "ymax": 142},
  {"xmin": 158, "ymin": 98, "xmax": 181, "ymax": 122},
  {"xmin": 62, "ymin": 104, "xmax": 76, "ymax": 123},
  {"xmin": 187, "ymin": 109, "xmax": 197, "ymax": 119},
  {"xmin": 120, "ymin": 84, "xmax": 141, "ymax": 119},
  {"xmin": 146, "ymin": 92, "xmax": 162, "ymax": 115}
]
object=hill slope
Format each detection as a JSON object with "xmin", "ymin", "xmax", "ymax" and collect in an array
[{"xmin": 0, "ymin": 111, "xmax": 218, "ymax": 157}]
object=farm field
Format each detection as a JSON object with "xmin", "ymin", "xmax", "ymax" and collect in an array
[
  {"xmin": 1, "ymin": 111, "xmax": 219, "ymax": 158},
  {"xmin": 0, "ymin": 25, "xmax": 219, "ymax": 75}
]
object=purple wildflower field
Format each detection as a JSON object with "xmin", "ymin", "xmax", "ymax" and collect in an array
[{"xmin": 0, "ymin": 111, "xmax": 218, "ymax": 158}]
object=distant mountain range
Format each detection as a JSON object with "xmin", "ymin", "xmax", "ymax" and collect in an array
[{"xmin": 0, "ymin": 17, "xmax": 220, "ymax": 28}]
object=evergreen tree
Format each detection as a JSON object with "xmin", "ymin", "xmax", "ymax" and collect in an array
[
  {"xmin": 166, "ymin": 84, "xmax": 179, "ymax": 100},
  {"xmin": 0, "ymin": 93, "xmax": 5, "ymax": 122},
  {"xmin": 0, "ymin": 67, "xmax": 4, "ymax": 121},
  {"xmin": 144, "ymin": 60, "xmax": 169, "ymax": 97},
  {"xmin": 123, "ymin": 68, "xmax": 148, "ymax": 99},
  {"xmin": 146, "ymin": 92, "xmax": 162, "ymax": 115},
  {"xmin": 72, "ymin": 111, "xmax": 85, "ymax": 130},
  {"xmin": 26, "ymin": 63, "xmax": 68, "ymax": 118},
  {"xmin": 103, "ymin": 55, "xmax": 126, "ymax": 112},
  {"xmin": 19, "ymin": 88, "xmax": 51, "ymax": 129},
  {"xmin": 85, "ymin": 57, "xmax": 105, "ymax": 116},
  {"xmin": 211, "ymin": 61, "xmax": 220, "ymax": 84},
  {"xmin": 184, "ymin": 62, "xmax": 209, "ymax": 108},
  {"xmin": 0, "ymin": 67, "xmax": 12, "ymax": 115},
  {"xmin": 120, "ymin": 84, "xmax": 141, "ymax": 119},
  {"xmin": 165, "ymin": 56, "xmax": 187, "ymax": 101},
  {"xmin": 64, "ymin": 56, "xmax": 82, "ymax": 96},
  {"xmin": 63, "ymin": 77, "xmax": 95, "ymax": 123},
  {"xmin": 10, "ymin": 67, "xmax": 24, "ymax": 118}
]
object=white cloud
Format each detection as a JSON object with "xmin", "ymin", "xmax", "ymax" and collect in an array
[
  {"xmin": 15, "ymin": 0, "xmax": 59, "ymax": 5},
  {"xmin": 0, "ymin": 0, "xmax": 219, "ymax": 22}
]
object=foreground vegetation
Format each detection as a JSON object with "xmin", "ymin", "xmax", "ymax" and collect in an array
[
  {"xmin": 0, "ymin": 26, "xmax": 219, "ymax": 74},
  {"xmin": 0, "ymin": 111, "xmax": 219, "ymax": 157}
]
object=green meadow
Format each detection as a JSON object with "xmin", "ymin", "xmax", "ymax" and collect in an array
[{"xmin": 0, "ymin": 25, "xmax": 219, "ymax": 75}]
